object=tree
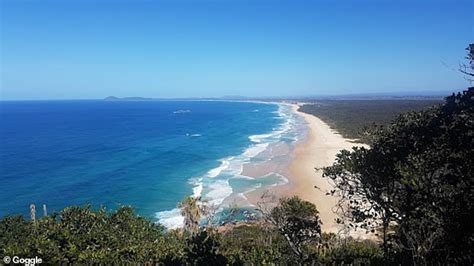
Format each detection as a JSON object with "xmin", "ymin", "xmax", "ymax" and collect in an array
[
  {"xmin": 0, "ymin": 216, "xmax": 33, "ymax": 257},
  {"xmin": 184, "ymin": 229, "xmax": 227, "ymax": 265},
  {"xmin": 178, "ymin": 196, "xmax": 205, "ymax": 234},
  {"xmin": 259, "ymin": 195, "xmax": 322, "ymax": 262},
  {"xmin": 460, "ymin": 43, "xmax": 474, "ymax": 82},
  {"xmin": 322, "ymin": 88, "xmax": 474, "ymax": 264}
]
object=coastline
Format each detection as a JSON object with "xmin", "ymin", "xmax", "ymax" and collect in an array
[
  {"xmin": 155, "ymin": 100, "xmax": 368, "ymax": 234},
  {"xmin": 245, "ymin": 102, "xmax": 367, "ymax": 236},
  {"xmin": 287, "ymin": 104, "xmax": 363, "ymax": 234},
  {"xmin": 159, "ymin": 101, "xmax": 300, "ymax": 228}
]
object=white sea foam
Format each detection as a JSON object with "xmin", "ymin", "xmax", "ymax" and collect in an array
[
  {"xmin": 156, "ymin": 208, "xmax": 184, "ymax": 229},
  {"xmin": 249, "ymin": 133, "xmax": 273, "ymax": 143},
  {"xmin": 247, "ymin": 105, "xmax": 296, "ymax": 146},
  {"xmin": 227, "ymin": 158, "xmax": 244, "ymax": 174},
  {"xmin": 206, "ymin": 180, "xmax": 233, "ymax": 205},
  {"xmin": 186, "ymin": 133, "xmax": 202, "ymax": 137},
  {"xmin": 157, "ymin": 102, "xmax": 306, "ymax": 230},
  {"xmin": 269, "ymin": 172, "xmax": 289, "ymax": 185},
  {"xmin": 207, "ymin": 159, "xmax": 231, "ymax": 177},
  {"xmin": 233, "ymin": 175, "xmax": 255, "ymax": 180},
  {"xmin": 279, "ymin": 175, "xmax": 289, "ymax": 185},
  {"xmin": 192, "ymin": 178, "xmax": 203, "ymax": 197},
  {"xmin": 243, "ymin": 143, "xmax": 269, "ymax": 157}
]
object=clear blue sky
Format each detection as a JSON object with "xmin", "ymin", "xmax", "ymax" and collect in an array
[{"xmin": 1, "ymin": 0, "xmax": 472, "ymax": 100}]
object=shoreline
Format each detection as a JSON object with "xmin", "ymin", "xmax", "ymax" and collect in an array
[
  {"xmin": 158, "ymin": 100, "xmax": 368, "ymax": 235},
  {"xmin": 158, "ymin": 101, "xmax": 297, "ymax": 229},
  {"xmin": 287, "ymin": 104, "xmax": 361, "ymax": 234},
  {"xmin": 245, "ymin": 102, "xmax": 368, "ymax": 236}
]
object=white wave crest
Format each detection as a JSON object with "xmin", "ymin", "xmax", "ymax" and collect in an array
[
  {"xmin": 156, "ymin": 102, "xmax": 305, "ymax": 228},
  {"xmin": 206, "ymin": 180, "xmax": 233, "ymax": 206},
  {"xmin": 192, "ymin": 177, "xmax": 203, "ymax": 197},
  {"xmin": 249, "ymin": 133, "xmax": 273, "ymax": 143},
  {"xmin": 156, "ymin": 208, "xmax": 183, "ymax": 229},
  {"xmin": 243, "ymin": 143, "xmax": 269, "ymax": 157},
  {"xmin": 207, "ymin": 159, "xmax": 231, "ymax": 177}
]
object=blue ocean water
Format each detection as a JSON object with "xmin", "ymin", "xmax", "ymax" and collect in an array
[{"xmin": 0, "ymin": 100, "xmax": 305, "ymax": 225}]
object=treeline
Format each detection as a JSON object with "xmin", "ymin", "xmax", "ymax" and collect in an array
[{"xmin": 299, "ymin": 99, "xmax": 441, "ymax": 141}]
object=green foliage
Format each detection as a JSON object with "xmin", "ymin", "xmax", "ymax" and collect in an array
[
  {"xmin": 459, "ymin": 43, "xmax": 474, "ymax": 80},
  {"xmin": 0, "ymin": 200, "xmax": 384, "ymax": 264},
  {"xmin": 184, "ymin": 229, "xmax": 227, "ymax": 265},
  {"xmin": 220, "ymin": 225, "xmax": 383, "ymax": 265},
  {"xmin": 220, "ymin": 224, "xmax": 296, "ymax": 264},
  {"xmin": 0, "ymin": 216, "xmax": 33, "ymax": 257},
  {"xmin": 266, "ymin": 196, "xmax": 322, "ymax": 262},
  {"xmin": 314, "ymin": 235, "xmax": 383, "ymax": 265},
  {"xmin": 299, "ymin": 100, "xmax": 441, "ymax": 141},
  {"xmin": 322, "ymin": 88, "xmax": 474, "ymax": 264},
  {"xmin": 0, "ymin": 205, "xmax": 177, "ymax": 263},
  {"xmin": 178, "ymin": 196, "xmax": 204, "ymax": 233}
]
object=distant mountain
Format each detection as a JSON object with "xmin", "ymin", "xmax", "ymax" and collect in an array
[{"xmin": 104, "ymin": 96, "xmax": 119, "ymax": 100}]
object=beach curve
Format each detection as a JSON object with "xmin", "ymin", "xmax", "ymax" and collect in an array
[{"xmin": 286, "ymin": 103, "xmax": 370, "ymax": 236}]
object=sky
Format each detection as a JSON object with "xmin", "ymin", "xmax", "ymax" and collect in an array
[{"xmin": 0, "ymin": 0, "xmax": 472, "ymax": 100}]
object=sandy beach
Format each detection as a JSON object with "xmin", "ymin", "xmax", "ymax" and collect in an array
[
  {"xmin": 245, "ymin": 103, "xmax": 367, "ymax": 236},
  {"xmin": 286, "ymin": 104, "xmax": 365, "ymax": 234}
]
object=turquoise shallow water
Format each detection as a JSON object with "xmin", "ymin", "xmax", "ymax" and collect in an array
[{"xmin": 0, "ymin": 100, "xmax": 305, "ymax": 227}]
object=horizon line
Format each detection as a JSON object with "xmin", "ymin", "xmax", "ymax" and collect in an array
[{"xmin": 0, "ymin": 89, "xmax": 463, "ymax": 101}]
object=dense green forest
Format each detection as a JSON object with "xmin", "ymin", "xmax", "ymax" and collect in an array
[{"xmin": 299, "ymin": 99, "xmax": 441, "ymax": 141}]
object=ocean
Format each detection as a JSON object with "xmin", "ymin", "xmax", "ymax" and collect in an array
[{"xmin": 0, "ymin": 100, "xmax": 306, "ymax": 228}]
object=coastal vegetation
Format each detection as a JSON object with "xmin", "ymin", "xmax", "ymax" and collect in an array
[
  {"xmin": 322, "ymin": 87, "xmax": 473, "ymax": 264},
  {"xmin": 0, "ymin": 199, "xmax": 382, "ymax": 264},
  {"xmin": 299, "ymin": 99, "xmax": 441, "ymax": 141}
]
